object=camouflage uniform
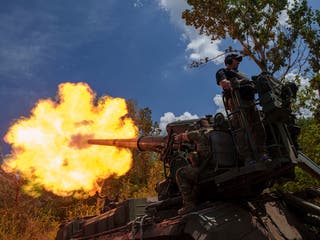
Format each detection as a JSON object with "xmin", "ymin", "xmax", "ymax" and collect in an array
[
  {"xmin": 175, "ymin": 128, "xmax": 213, "ymax": 214},
  {"xmin": 231, "ymin": 99, "xmax": 266, "ymax": 163}
]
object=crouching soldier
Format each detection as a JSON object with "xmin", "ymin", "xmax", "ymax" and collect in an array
[{"xmin": 174, "ymin": 119, "xmax": 214, "ymax": 215}]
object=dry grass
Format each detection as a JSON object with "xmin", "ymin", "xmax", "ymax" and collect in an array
[
  {"xmin": 0, "ymin": 170, "xmax": 57, "ymax": 239},
  {"xmin": 0, "ymin": 170, "xmax": 98, "ymax": 240},
  {"xmin": 0, "ymin": 204, "xmax": 59, "ymax": 240},
  {"xmin": 0, "ymin": 158, "xmax": 163, "ymax": 240}
]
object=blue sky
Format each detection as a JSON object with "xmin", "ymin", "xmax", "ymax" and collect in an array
[{"xmin": 0, "ymin": 0, "xmax": 319, "ymax": 154}]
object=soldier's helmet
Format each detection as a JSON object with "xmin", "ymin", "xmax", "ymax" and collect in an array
[{"xmin": 199, "ymin": 119, "xmax": 210, "ymax": 128}]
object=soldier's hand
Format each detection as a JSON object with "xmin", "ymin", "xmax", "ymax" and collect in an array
[
  {"xmin": 174, "ymin": 134, "xmax": 182, "ymax": 142},
  {"xmin": 189, "ymin": 152, "xmax": 199, "ymax": 167},
  {"xmin": 220, "ymin": 79, "xmax": 232, "ymax": 90},
  {"xmin": 174, "ymin": 133, "xmax": 188, "ymax": 142}
]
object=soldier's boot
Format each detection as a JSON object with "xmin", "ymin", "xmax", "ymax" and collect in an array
[
  {"xmin": 245, "ymin": 155, "xmax": 272, "ymax": 166},
  {"xmin": 178, "ymin": 202, "xmax": 195, "ymax": 215},
  {"xmin": 176, "ymin": 166, "xmax": 197, "ymax": 215},
  {"xmin": 259, "ymin": 152, "xmax": 272, "ymax": 163},
  {"xmin": 242, "ymin": 152, "xmax": 256, "ymax": 166},
  {"xmin": 178, "ymin": 195, "xmax": 195, "ymax": 215}
]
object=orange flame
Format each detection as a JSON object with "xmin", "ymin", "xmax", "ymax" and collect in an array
[{"xmin": 2, "ymin": 82, "xmax": 137, "ymax": 197}]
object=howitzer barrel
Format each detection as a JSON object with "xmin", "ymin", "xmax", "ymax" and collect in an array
[{"xmin": 87, "ymin": 136, "xmax": 167, "ymax": 153}]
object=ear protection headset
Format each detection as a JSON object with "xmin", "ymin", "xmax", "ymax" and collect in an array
[
  {"xmin": 224, "ymin": 54, "xmax": 242, "ymax": 65},
  {"xmin": 225, "ymin": 55, "xmax": 233, "ymax": 65}
]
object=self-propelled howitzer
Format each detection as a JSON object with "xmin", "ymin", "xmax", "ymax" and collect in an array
[
  {"xmin": 88, "ymin": 129, "xmax": 206, "ymax": 200},
  {"xmin": 86, "ymin": 117, "xmax": 281, "ymax": 201},
  {"xmin": 56, "ymin": 72, "xmax": 320, "ymax": 240},
  {"xmin": 57, "ymin": 116, "xmax": 320, "ymax": 240}
]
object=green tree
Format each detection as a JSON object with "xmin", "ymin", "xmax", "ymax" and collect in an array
[
  {"xmin": 298, "ymin": 118, "xmax": 320, "ymax": 164},
  {"xmin": 276, "ymin": 118, "xmax": 320, "ymax": 192},
  {"xmin": 183, "ymin": 0, "xmax": 320, "ymax": 118},
  {"xmin": 98, "ymin": 100, "xmax": 163, "ymax": 207},
  {"xmin": 288, "ymin": 2, "xmax": 320, "ymax": 118},
  {"xmin": 183, "ymin": 0, "xmax": 320, "ymax": 191},
  {"xmin": 183, "ymin": 0, "xmax": 316, "ymax": 78}
]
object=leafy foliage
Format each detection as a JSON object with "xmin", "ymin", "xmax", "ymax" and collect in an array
[
  {"xmin": 273, "ymin": 118, "xmax": 320, "ymax": 192},
  {"xmin": 183, "ymin": 0, "xmax": 320, "ymax": 118},
  {"xmin": 183, "ymin": 0, "xmax": 317, "ymax": 77},
  {"xmin": 288, "ymin": 1, "xmax": 320, "ymax": 117},
  {"xmin": 182, "ymin": 0, "xmax": 320, "ymax": 194},
  {"xmin": 0, "ymin": 204, "xmax": 59, "ymax": 240},
  {"xmin": 298, "ymin": 118, "xmax": 320, "ymax": 163}
]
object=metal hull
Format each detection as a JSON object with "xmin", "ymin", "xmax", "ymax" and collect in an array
[{"xmin": 56, "ymin": 193, "xmax": 318, "ymax": 240}]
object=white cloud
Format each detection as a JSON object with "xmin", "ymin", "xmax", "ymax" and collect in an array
[
  {"xmin": 133, "ymin": 0, "xmax": 143, "ymax": 8},
  {"xmin": 278, "ymin": 10, "xmax": 289, "ymax": 26},
  {"xmin": 187, "ymin": 36, "xmax": 223, "ymax": 62},
  {"xmin": 213, "ymin": 94, "xmax": 226, "ymax": 114},
  {"xmin": 298, "ymin": 107, "xmax": 313, "ymax": 118},
  {"xmin": 157, "ymin": 0, "xmax": 224, "ymax": 63},
  {"xmin": 158, "ymin": 0, "xmax": 188, "ymax": 26},
  {"xmin": 285, "ymin": 72, "xmax": 307, "ymax": 87},
  {"xmin": 159, "ymin": 111, "xmax": 199, "ymax": 134},
  {"xmin": 158, "ymin": 0, "xmax": 301, "ymax": 63},
  {"xmin": 278, "ymin": 0, "xmax": 299, "ymax": 26}
]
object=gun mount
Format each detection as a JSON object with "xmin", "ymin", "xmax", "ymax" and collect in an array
[{"xmin": 56, "ymin": 72, "xmax": 320, "ymax": 240}]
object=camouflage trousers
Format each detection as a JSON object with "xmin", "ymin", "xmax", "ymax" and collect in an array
[
  {"xmin": 231, "ymin": 101, "xmax": 266, "ymax": 163},
  {"xmin": 175, "ymin": 165, "xmax": 199, "ymax": 206}
]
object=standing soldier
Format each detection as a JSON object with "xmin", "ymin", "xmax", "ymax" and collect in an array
[{"xmin": 216, "ymin": 54, "xmax": 270, "ymax": 166}]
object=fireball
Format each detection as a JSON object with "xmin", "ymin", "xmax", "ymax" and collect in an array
[{"xmin": 2, "ymin": 82, "xmax": 137, "ymax": 197}]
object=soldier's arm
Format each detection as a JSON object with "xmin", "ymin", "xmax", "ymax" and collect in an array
[
  {"xmin": 174, "ymin": 131, "xmax": 204, "ymax": 143},
  {"xmin": 186, "ymin": 131, "xmax": 204, "ymax": 142},
  {"xmin": 174, "ymin": 133, "xmax": 189, "ymax": 142},
  {"xmin": 216, "ymin": 69, "xmax": 232, "ymax": 90}
]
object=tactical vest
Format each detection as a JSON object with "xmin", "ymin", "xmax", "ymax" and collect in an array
[
  {"xmin": 218, "ymin": 68, "xmax": 255, "ymax": 101},
  {"xmin": 208, "ymin": 130, "xmax": 237, "ymax": 169},
  {"xmin": 198, "ymin": 130, "xmax": 237, "ymax": 171}
]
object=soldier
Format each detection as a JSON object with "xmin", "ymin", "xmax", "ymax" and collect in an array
[
  {"xmin": 216, "ymin": 54, "xmax": 270, "ymax": 165},
  {"xmin": 174, "ymin": 119, "xmax": 213, "ymax": 215}
]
